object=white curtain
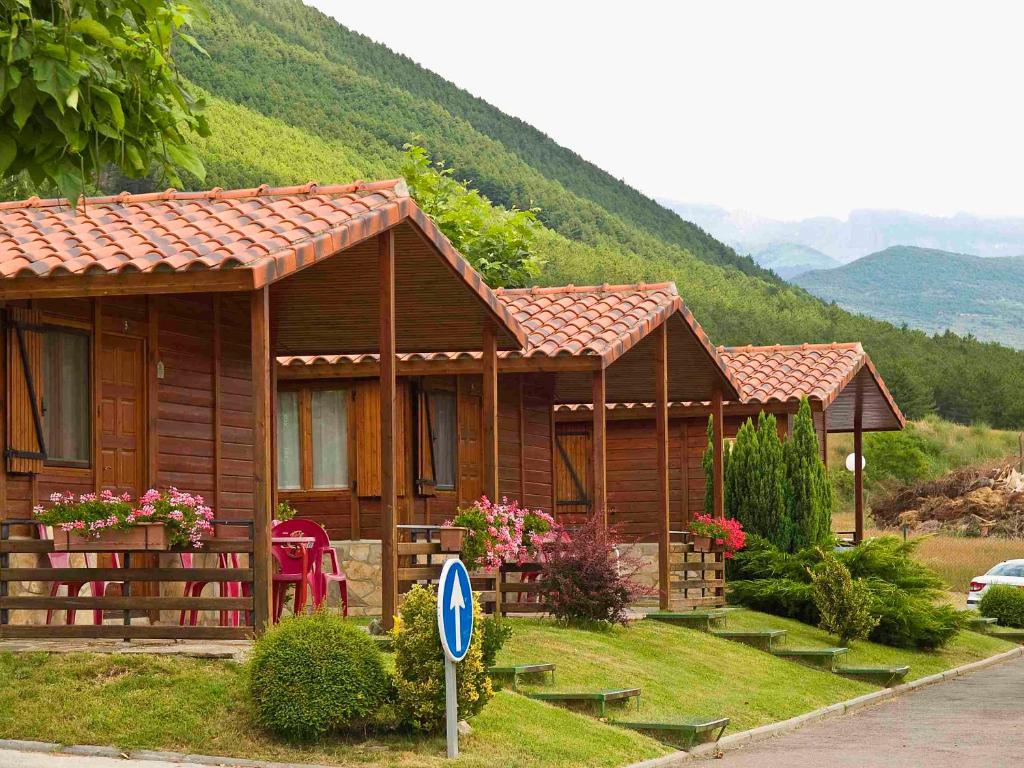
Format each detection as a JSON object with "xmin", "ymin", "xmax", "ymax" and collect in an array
[
  {"xmin": 43, "ymin": 331, "xmax": 90, "ymax": 463},
  {"xmin": 312, "ymin": 389, "xmax": 348, "ymax": 489},
  {"xmin": 276, "ymin": 391, "xmax": 301, "ymax": 490},
  {"xmin": 431, "ymin": 391, "xmax": 457, "ymax": 490}
]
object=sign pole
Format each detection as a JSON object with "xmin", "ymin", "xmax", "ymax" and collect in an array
[{"xmin": 445, "ymin": 656, "xmax": 458, "ymax": 758}]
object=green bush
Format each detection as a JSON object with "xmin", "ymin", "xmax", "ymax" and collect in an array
[
  {"xmin": 979, "ymin": 585, "xmax": 1024, "ymax": 628},
  {"xmin": 864, "ymin": 431, "xmax": 932, "ymax": 484},
  {"xmin": 728, "ymin": 536, "xmax": 964, "ymax": 649},
  {"xmin": 479, "ymin": 616, "xmax": 513, "ymax": 668},
  {"xmin": 392, "ymin": 585, "xmax": 492, "ymax": 732},
  {"xmin": 809, "ymin": 551, "xmax": 878, "ymax": 645},
  {"xmin": 248, "ymin": 612, "xmax": 390, "ymax": 741}
]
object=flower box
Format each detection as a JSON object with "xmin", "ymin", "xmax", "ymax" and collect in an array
[
  {"xmin": 438, "ymin": 526, "xmax": 468, "ymax": 553},
  {"xmin": 691, "ymin": 534, "xmax": 713, "ymax": 552},
  {"xmin": 52, "ymin": 522, "xmax": 169, "ymax": 552}
]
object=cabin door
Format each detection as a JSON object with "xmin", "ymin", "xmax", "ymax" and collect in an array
[
  {"xmin": 99, "ymin": 334, "xmax": 145, "ymax": 494},
  {"xmin": 553, "ymin": 422, "xmax": 592, "ymax": 522}
]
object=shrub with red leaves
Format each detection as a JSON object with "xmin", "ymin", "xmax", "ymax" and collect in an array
[{"xmin": 539, "ymin": 515, "xmax": 651, "ymax": 626}]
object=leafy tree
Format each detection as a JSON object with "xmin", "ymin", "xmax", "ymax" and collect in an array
[
  {"xmin": 863, "ymin": 431, "xmax": 932, "ymax": 484},
  {"xmin": 400, "ymin": 144, "xmax": 542, "ymax": 287},
  {"xmin": 883, "ymin": 364, "xmax": 935, "ymax": 420},
  {"xmin": 0, "ymin": 0, "xmax": 209, "ymax": 201},
  {"xmin": 784, "ymin": 398, "xmax": 833, "ymax": 551}
]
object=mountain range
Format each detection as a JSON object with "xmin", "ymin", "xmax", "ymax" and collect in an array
[
  {"xmin": 794, "ymin": 246, "xmax": 1024, "ymax": 349},
  {"xmin": 661, "ymin": 201, "xmax": 1024, "ymax": 267},
  {"xmin": 86, "ymin": 0, "xmax": 1024, "ymax": 427}
]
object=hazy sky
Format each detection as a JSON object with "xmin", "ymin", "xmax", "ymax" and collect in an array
[{"xmin": 307, "ymin": 1, "xmax": 1023, "ymax": 221}]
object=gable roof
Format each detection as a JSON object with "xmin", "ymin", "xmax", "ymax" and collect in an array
[
  {"xmin": 0, "ymin": 180, "xmax": 526, "ymax": 350},
  {"xmin": 279, "ymin": 282, "xmax": 741, "ymax": 402}
]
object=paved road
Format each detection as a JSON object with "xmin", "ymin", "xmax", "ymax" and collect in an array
[{"xmin": 706, "ymin": 655, "xmax": 1024, "ymax": 768}]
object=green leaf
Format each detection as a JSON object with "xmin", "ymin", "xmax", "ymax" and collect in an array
[
  {"xmin": 0, "ymin": 135, "xmax": 16, "ymax": 174},
  {"xmin": 165, "ymin": 142, "xmax": 205, "ymax": 180},
  {"xmin": 65, "ymin": 86, "xmax": 79, "ymax": 110},
  {"xmin": 10, "ymin": 79, "xmax": 35, "ymax": 129},
  {"xmin": 69, "ymin": 19, "xmax": 112, "ymax": 43},
  {"xmin": 32, "ymin": 58, "xmax": 79, "ymax": 111},
  {"xmin": 93, "ymin": 87, "xmax": 124, "ymax": 130}
]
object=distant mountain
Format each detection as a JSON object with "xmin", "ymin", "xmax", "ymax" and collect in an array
[
  {"xmin": 660, "ymin": 201, "xmax": 1024, "ymax": 264},
  {"xmin": 747, "ymin": 242, "xmax": 840, "ymax": 279},
  {"xmin": 793, "ymin": 246, "xmax": 1024, "ymax": 348}
]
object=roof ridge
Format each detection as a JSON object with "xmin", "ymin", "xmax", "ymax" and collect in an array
[
  {"xmin": 494, "ymin": 281, "xmax": 678, "ymax": 297},
  {"xmin": 719, "ymin": 341, "xmax": 864, "ymax": 354},
  {"xmin": 0, "ymin": 178, "xmax": 408, "ymax": 212}
]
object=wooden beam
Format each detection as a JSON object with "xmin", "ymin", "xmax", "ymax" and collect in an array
[
  {"xmin": 146, "ymin": 297, "xmax": 159, "ymax": 488},
  {"xmin": 213, "ymin": 296, "xmax": 222, "ymax": 519},
  {"xmin": 592, "ymin": 368, "xmax": 607, "ymax": 524},
  {"xmin": 482, "ymin": 323, "xmax": 499, "ymax": 502},
  {"xmin": 712, "ymin": 389, "xmax": 725, "ymax": 519},
  {"xmin": 821, "ymin": 406, "xmax": 829, "ymax": 469},
  {"xmin": 92, "ymin": 298, "xmax": 102, "ymax": 494},
  {"xmin": 379, "ymin": 230, "xmax": 398, "ymax": 630},
  {"xmin": 654, "ymin": 323, "xmax": 670, "ymax": 610},
  {"xmin": 854, "ymin": 405, "xmax": 864, "ymax": 545},
  {"xmin": 250, "ymin": 287, "xmax": 273, "ymax": 633},
  {"xmin": 0, "ymin": 270, "xmax": 253, "ymax": 300}
]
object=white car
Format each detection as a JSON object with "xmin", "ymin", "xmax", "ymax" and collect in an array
[{"xmin": 967, "ymin": 559, "xmax": 1024, "ymax": 607}]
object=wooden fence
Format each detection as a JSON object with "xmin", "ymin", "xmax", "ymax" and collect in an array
[
  {"xmin": 668, "ymin": 530, "xmax": 726, "ymax": 609},
  {"xmin": 0, "ymin": 519, "xmax": 255, "ymax": 640}
]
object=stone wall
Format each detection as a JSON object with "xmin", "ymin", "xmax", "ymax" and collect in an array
[{"xmin": 329, "ymin": 540, "xmax": 382, "ymax": 617}]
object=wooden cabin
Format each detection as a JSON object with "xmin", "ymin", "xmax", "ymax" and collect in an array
[
  {"xmin": 277, "ymin": 283, "xmax": 741, "ymax": 611},
  {"xmin": 554, "ymin": 343, "xmax": 906, "ymax": 544},
  {"xmin": 0, "ymin": 180, "xmax": 526, "ymax": 638}
]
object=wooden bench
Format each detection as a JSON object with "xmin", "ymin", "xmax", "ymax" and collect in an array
[
  {"xmin": 968, "ymin": 616, "xmax": 998, "ymax": 633},
  {"xmin": 612, "ymin": 717, "xmax": 730, "ymax": 749},
  {"xmin": 836, "ymin": 665, "xmax": 910, "ymax": 687},
  {"xmin": 646, "ymin": 610, "xmax": 727, "ymax": 631},
  {"xmin": 711, "ymin": 628, "xmax": 786, "ymax": 651},
  {"xmin": 529, "ymin": 688, "xmax": 641, "ymax": 717},
  {"xmin": 991, "ymin": 628, "xmax": 1024, "ymax": 643},
  {"xmin": 771, "ymin": 647, "xmax": 849, "ymax": 671},
  {"xmin": 488, "ymin": 663, "xmax": 555, "ymax": 690}
]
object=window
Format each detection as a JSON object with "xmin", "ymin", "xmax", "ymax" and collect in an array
[
  {"xmin": 276, "ymin": 386, "xmax": 350, "ymax": 492},
  {"xmin": 277, "ymin": 390, "xmax": 301, "ymax": 490},
  {"xmin": 429, "ymin": 391, "xmax": 457, "ymax": 490},
  {"xmin": 41, "ymin": 328, "xmax": 91, "ymax": 467}
]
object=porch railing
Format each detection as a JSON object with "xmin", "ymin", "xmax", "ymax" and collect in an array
[
  {"xmin": 667, "ymin": 530, "xmax": 726, "ymax": 609},
  {"xmin": 0, "ymin": 519, "xmax": 255, "ymax": 640}
]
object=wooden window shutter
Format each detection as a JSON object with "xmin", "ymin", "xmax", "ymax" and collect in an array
[
  {"xmin": 416, "ymin": 386, "xmax": 437, "ymax": 496},
  {"xmin": 554, "ymin": 422, "xmax": 592, "ymax": 518},
  {"xmin": 353, "ymin": 379, "xmax": 408, "ymax": 498},
  {"xmin": 457, "ymin": 379, "xmax": 482, "ymax": 504},
  {"xmin": 6, "ymin": 308, "xmax": 46, "ymax": 474},
  {"xmin": 354, "ymin": 379, "xmax": 381, "ymax": 497}
]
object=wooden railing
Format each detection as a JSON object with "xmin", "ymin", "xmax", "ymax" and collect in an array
[
  {"xmin": 396, "ymin": 525, "xmax": 544, "ymax": 616},
  {"xmin": 667, "ymin": 530, "xmax": 726, "ymax": 609},
  {"xmin": 0, "ymin": 519, "xmax": 255, "ymax": 640}
]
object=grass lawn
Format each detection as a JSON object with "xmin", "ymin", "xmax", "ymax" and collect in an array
[{"xmin": 0, "ymin": 613, "xmax": 1013, "ymax": 766}]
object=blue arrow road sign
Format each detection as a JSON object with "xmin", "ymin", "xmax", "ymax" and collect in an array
[{"xmin": 437, "ymin": 558, "xmax": 474, "ymax": 663}]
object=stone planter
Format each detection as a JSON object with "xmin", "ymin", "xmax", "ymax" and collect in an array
[
  {"xmin": 439, "ymin": 526, "xmax": 468, "ymax": 553},
  {"xmin": 690, "ymin": 534, "xmax": 713, "ymax": 552},
  {"xmin": 52, "ymin": 522, "xmax": 169, "ymax": 552}
]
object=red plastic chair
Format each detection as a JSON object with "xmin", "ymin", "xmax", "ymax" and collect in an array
[
  {"xmin": 178, "ymin": 552, "xmax": 245, "ymax": 628},
  {"xmin": 271, "ymin": 544, "xmax": 309, "ymax": 623},
  {"xmin": 37, "ymin": 524, "xmax": 107, "ymax": 626},
  {"xmin": 272, "ymin": 518, "xmax": 348, "ymax": 616}
]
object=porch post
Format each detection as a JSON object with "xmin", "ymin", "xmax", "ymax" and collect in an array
[
  {"xmin": 250, "ymin": 288, "xmax": 274, "ymax": 633},
  {"xmin": 592, "ymin": 367, "xmax": 607, "ymax": 524},
  {"xmin": 482, "ymin": 322, "xmax": 499, "ymax": 501},
  {"xmin": 380, "ymin": 230, "xmax": 398, "ymax": 629},
  {"xmin": 854, "ymin": 402, "xmax": 864, "ymax": 545},
  {"xmin": 654, "ymin": 323, "xmax": 671, "ymax": 610},
  {"xmin": 712, "ymin": 388, "xmax": 725, "ymax": 519}
]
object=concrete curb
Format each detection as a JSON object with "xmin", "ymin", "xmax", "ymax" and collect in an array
[{"xmin": 624, "ymin": 644, "xmax": 1024, "ymax": 767}]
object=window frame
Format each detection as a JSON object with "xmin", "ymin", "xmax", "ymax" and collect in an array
[
  {"xmin": 39, "ymin": 321, "xmax": 93, "ymax": 471},
  {"xmin": 415, "ymin": 379, "xmax": 458, "ymax": 496},
  {"xmin": 276, "ymin": 381, "xmax": 353, "ymax": 493}
]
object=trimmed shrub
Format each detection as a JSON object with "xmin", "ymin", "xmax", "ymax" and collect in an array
[
  {"xmin": 392, "ymin": 585, "xmax": 492, "ymax": 732},
  {"xmin": 479, "ymin": 616, "xmax": 513, "ymax": 668},
  {"xmin": 539, "ymin": 515, "xmax": 650, "ymax": 626},
  {"xmin": 248, "ymin": 612, "xmax": 389, "ymax": 741},
  {"xmin": 979, "ymin": 585, "xmax": 1024, "ymax": 628},
  {"xmin": 810, "ymin": 551, "xmax": 878, "ymax": 645}
]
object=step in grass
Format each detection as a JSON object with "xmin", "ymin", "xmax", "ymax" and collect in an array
[
  {"xmin": 611, "ymin": 716, "xmax": 730, "ymax": 749},
  {"xmin": 488, "ymin": 663, "xmax": 556, "ymax": 690},
  {"xmin": 990, "ymin": 628, "xmax": 1024, "ymax": 643},
  {"xmin": 836, "ymin": 665, "xmax": 910, "ymax": 687},
  {"xmin": 710, "ymin": 629, "xmax": 786, "ymax": 652},
  {"xmin": 645, "ymin": 611, "xmax": 727, "ymax": 631},
  {"xmin": 968, "ymin": 616, "xmax": 998, "ymax": 633},
  {"xmin": 771, "ymin": 647, "xmax": 849, "ymax": 672},
  {"xmin": 529, "ymin": 688, "xmax": 641, "ymax": 717},
  {"xmin": 370, "ymin": 635, "xmax": 393, "ymax": 652}
]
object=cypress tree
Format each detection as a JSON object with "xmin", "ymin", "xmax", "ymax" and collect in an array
[
  {"xmin": 784, "ymin": 397, "xmax": 833, "ymax": 551},
  {"xmin": 754, "ymin": 411, "xmax": 789, "ymax": 549},
  {"xmin": 728, "ymin": 418, "xmax": 758, "ymax": 533}
]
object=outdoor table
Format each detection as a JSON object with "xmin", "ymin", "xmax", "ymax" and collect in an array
[{"xmin": 272, "ymin": 535, "xmax": 316, "ymax": 614}]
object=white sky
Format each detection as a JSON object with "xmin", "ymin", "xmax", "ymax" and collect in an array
[{"xmin": 307, "ymin": 0, "xmax": 1024, "ymax": 221}]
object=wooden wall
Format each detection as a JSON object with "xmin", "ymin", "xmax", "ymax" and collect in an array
[
  {"xmin": 282, "ymin": 372, "xmax": 555, "ymax": 541},
  {"xmin": 0, "ymin": 293, "xmax": 255, "ymax": 524}
]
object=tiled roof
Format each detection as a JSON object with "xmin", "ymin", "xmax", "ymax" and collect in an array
[
  {"xmin": 281, "ymin": 283, "xmax": 736, "ymax": 384},
  {"xmin": 720, "ymin": 343, "xmax": 866, "ymax": 405}
]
